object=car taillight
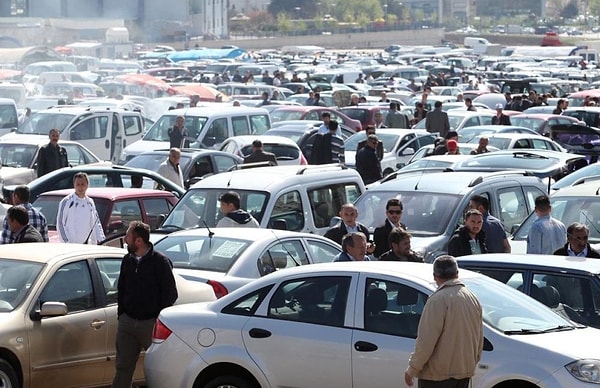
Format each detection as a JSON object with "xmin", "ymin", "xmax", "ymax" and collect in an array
[
  {"xmin": 300, "ymin": 153, "xmax": 308, "ymax": 165},
  {"xmin": 207, "ymin": 280, "xmax": 229, "ymax": 298},
  {"xmin": 152, "ymin": 319, "xmax": 172, "ymax": 343}
]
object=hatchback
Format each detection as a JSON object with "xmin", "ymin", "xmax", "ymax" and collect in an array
[
  {"xmin": 219, "ymin": 135, "xmax": 306, "ymax": 165},
  {"xmin": 466, "ymin": 133, "xmax": 564, "ymax": 152}
]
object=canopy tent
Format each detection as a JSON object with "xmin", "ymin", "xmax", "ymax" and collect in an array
[
  {"xmin": 114, "ymin": 73, "xmax": 176, "ymax": 94},
  {"xmin": 0, "ymin": 46, "xmax": 62, "ymax": 66},
  {"xmin": 170, "ymin": 84, "xmax": 230, "ymax": 102}
]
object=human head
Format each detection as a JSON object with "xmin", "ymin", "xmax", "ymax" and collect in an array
[
  {"xmin": 328, "ymin": 120, "xmax": 339, "ymax": 132},
  {"xmin": 434, "ymin": 101, "xmax": 442, "ymax": 109},
  {"xmin": 416, "ymin": 102, "xmax": 424, "ymax": 110},
  {"xmin": 175, "ymin": 115, "xmax": 185, "ymax": 127},
  {"xmin": 469, "ymin": 194, "xmax": 490, "ymax": 213},
  {"xmin": 385, "ymin": 198, "xmax": 403, "ymax": 224},
  {"xmin": 73, "ymin": 172, "xmax": 89, "ymax": 198},
  {"xmin": 125, "ymin": 220, "xmax": 151, "ymax": 255},
  {"xmin": 176, "ymin": 102, "xmax": 185, "ymax": 109},
  {"xmin": 168, "ymin": 148, "xmax": 181, "ymax": 164},
  {"xmin": 433, "ymin": 255, "xmax": 459, "ymax": 284},
  {"xmin": 12, "ymin": 185, "xmax": 30, "ymax": 205},
  {"xmin": 380, "ymin": 91, "xmax": 387, "ymax": 100},
  {"xmin": 464, "ymin": 208, "xmax": 483, "ymax": 236},
  {"xmin": 477, "ymin": 136, "xmax": 489, "ymax": 149},
  {"xmin": 321, "ymin": 112, "xmax": 331, "ymax": 124},
  {"xmin": 252, "ymin": 139, "xmax": 263, "ymax": 151},
  {"xmin": 374, "ymin": 111, "xmax": 384, "ymax": 124},
  {"xmin": 341, "ymin": 232, "xmax": 367, "ymax": 260},
  {"xmin": 7, "ymin": 205, "xmax": 28, "ymax": 232},
  {"xmin": 465, "ymin": 97, "xmax": 472, "ymax": 106},
  {"xmin": 350, "ymin": 93, "xmax": 359, "ymax": 104},
  {"xmin": 338, "ymin": 203, "xmax": 358, "ymax": 227},
  {"xmin": 567, "ymin": 222, "xmax": 590, "ymax": 254},
  {"xmin": 49, "ymin": 128, "xmax": 60, "ymax": 145},
  {"xmin": 389, "ymin": 101, "xmax": 398, "ymax": 111},
  {"xmin": 232, "ymin": 100, "xmax": 241, "ymax": 107},
  {"xmin": 262, "ymin": 91, "xmax": 270, "ymax": 100},
  {"xmin": 534, "ymin": 194, "xmax": 551, "ymax": 216},
  {"xmin": 446, "ymin": 131, "xmax": 458, "ymax": 140},
  {"xmin": 219, "ymin": 191, "xmax": 241, "ymax": 214},
  {"xmin": 365, "ymin": 125, "xmax": 376, "ymax": 135},
  {"xmin": 446, "ymin": 139, "xmax": 458, "ymax": 153},
  {"xmin": 495, "ymin": 103, "xmax": 504, "ymax": 112},
  {"xmin": 389, "ymin": 227, "xmax": 411, "ymax": 257},
  {"xmin": 367, "ymin": 134, "xmax": 379, "ymax": 149}
]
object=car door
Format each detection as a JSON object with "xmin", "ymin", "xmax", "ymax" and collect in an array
[
  {"xmin": 242, "ymin": 275, "xmax": 354, "ymax": 387},
  {"xmin": 213, "ymin": 153, "xmax": 239, "ymax": 173},
  {"xmin": 68, "ymin": 113, "xmax": 111, "ymax": 161},
  {"xmin": 28, "ymin": 259, "xmax": 109, "ymax": 387},
  {"xmin": 62, "ymin": 143, "xmax": 98, "ymax": 166}
]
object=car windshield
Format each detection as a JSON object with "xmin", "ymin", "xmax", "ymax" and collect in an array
[
  {"xmin": 454, "ymin": 152, "xmax": 561, "ymax": 172},
  {"xmin": 34, "ymin": 196, "xmax": 109, "ymax": 230},
  {"xmin": 125, "ymin": 154, "xmax": 193, "ymax": 172},
  {"xmin": 459, "ymin": 127, "xmax": 494, "ymax": 142},
  {"xmin": 463, "ymin": 276, "xmax": 575, "ymax": 333},
  {"xmin": 552, "ymin": 164, "xmax": 600, "ymax": 190},
  {"xmin": 510, "ymin": 117, "xmax": 543, "ymax": 131},
  {"xmin": 0, "ymin": 259, "xmax": 44, "ymax": 311},
  {"xmin": 270, "ymin": 110, "xmax": 304, "ymax": 122},
  {"xmin": 0, "ymin": 105, "xmax": 17, "ymax": 129},
  {"xmin": 345, "ymin": 133, "xmax": 399, "ymax": 153},
  {"xmin": 143, "ymin": 114, "xmax": 208, "ymax": 142},
  {"xmin": 355, "ymin": 191, "xmax": 461, "ymax": 235},
  {"xmin": 161, "ymin": 188, "xmax": 269, "ymax": 229},
  {"xmin": 17, "ymin": 112, "xmax": 76, "ymax": 135},
  {"xmin": 0, "ymin": 144, "xmax": 38, "ymax": 167},
  {"xmin": 240, "ymin": 144, "xmax": 299, "ymax": 159},
  {"xmin": 413, "ymin": 114, "xmax": 466, "ymax": 130},
  {"xmin": 484, "ymin": 137, "xmax": 512, "ymax": 149},
  {"xmin": 154, "ymin": 235, "xmax": 251, "ymax": 272}
]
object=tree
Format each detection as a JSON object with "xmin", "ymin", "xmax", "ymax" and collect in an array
[{"xmin": 560, "ymin": 0, "xmax": 578, "ymax": 19}]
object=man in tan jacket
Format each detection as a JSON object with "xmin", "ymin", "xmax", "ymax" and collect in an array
[{"xmin": 405, "ymin": 255, "xmax": 483, "ymax": 388}]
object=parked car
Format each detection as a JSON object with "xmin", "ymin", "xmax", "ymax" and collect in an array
[
  {"xmin": 458, "ymin": 253, "xmax": 600, "ymax": 328},
  {"xmin": 403, "ymin": 143, "xmax": 500, "ymax": 166},
  {"xmin": 466, "ymin": 133, "xmax": 565, "ymax": 152},
  {"xmin": 412, "ymin": 110, "xmax": 494, "ymax": 133},
  {"xmin": 219, "ymin": 135, "xmax": 306, "ymax": 165},
  {"xmin": 338, "ymin": 105, "xmax": 394, "ymax": 128},
  {"xmin": 269, "ymin": 106, "xmax": 363, "ymax": 131},
  {"xmin": 551, "ymin": 163, "xmax": 600, "ymax": 190},
  {"xmin": 2, "ymin": 165, "xmax": 185, "ymax": 204},
  {"xmin": 0, "ymin": 243, "xmax": 215, "ymax": 388},
  {"xmin": 509, "ymin": 113, "xmax": 581, "ymax": 136},
  {"xmin": 398, "ymin": 153, "xmax": 474, "ymax": 173},
  {"xmin": 550, "ymin": 123, "xmax": 600, "ymax": 157},
  {"xmin": 145, "ymin": 262, "xmax": 600, "ymax": 387},
  {"xmin": 33, "ymin": 187, "xmax": 179, "ymax": 242},
  {"xmin": 154, "ymin": 227, "xmax": 342, "ymax": 298},
  {"xmin": 457, "ymin": 125, "xmax": 539, "ymax": 142}
]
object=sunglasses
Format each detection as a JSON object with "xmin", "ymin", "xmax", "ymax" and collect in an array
[{"xmin": 388, "ymin": 210, "xmax": 403, "ymax": 214}]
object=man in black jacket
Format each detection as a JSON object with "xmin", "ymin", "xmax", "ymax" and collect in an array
[
  {"xmin": 325, "ymin": 203, "xmax": 373, "ymax": 252},
  {"xmin": 112, "ymin": 221, "xmax": 178, "ymax": 388},
  {"xmin": 373, "ymin": 198, "xmax": 406, "ymax": 258},
  {"xmin": 6, "ymin": 205, "xmax": 43, "ymax": 243},
  {"xmin": 37, "ymin": 128, "xmax": 68, "ymax": 177},
  {"xmin": 554, "ymin": 222, "xmax": 600, "ymax": 258},
  {"xmin": 448, "ymin": 209, "xmax": 488, "ymax": 257},
  {"xmin": 355, "ymin": 134, "xmax": 382, "ymax": 185}
]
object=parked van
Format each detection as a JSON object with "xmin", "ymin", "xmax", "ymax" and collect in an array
[
  {"xmin": 119, "ymin": 105, "xmax": 271, "ymax": 163},
  {"xmin": 0, "ymin": 98, "xmax": 19, "ymax": 135},
  {"xmin": 464, "ymin": 37, "xmax": 493, "ymax": 55},
  {"xmin": 0, "ymin": 82, "xmax": 26, "ymax": 108}
]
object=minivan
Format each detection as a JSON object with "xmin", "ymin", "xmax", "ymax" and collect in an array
[{"xmin": 119, "ymin": 105, "xmax": 271, "ymax": 163}]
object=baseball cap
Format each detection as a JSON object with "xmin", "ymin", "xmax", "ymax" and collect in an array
[
  {"xmin": 447, "ymin": 139, "xmax": 458, "ymax": 150},
  {"xmin": 495, "ymin": 103, "xmax": 504, "ymax": 109}
]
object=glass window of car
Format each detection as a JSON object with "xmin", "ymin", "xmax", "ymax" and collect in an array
[
  {"xmin": 214, "ymin": 154, "xmax": 237, "ymax": 172},
  {"xmin": 258, "ymin": 240, "xmax": 309, "ymax": 275},
  {"xmin": 267, "ymin": 276, "xmax": 351, "ymax": 327},
  {"xmin": 497, "ymin": 187, "xmax": 528, "ymax": 230},
  {"xmin": 203, "ymin": 118, "xmax": 228, "ymax": 146},
  {"xmin": 364, "ymin": 278, "xmax": 428, "ymax": 337},
  {"xmin": 306, "ymin": 239, "xmax": 341, "ymax": 263},
  {"xmin": 471, "ymin": 268, "xmax": 526, "ymax": 290},
  {"xmin": 39, "ymin": 261, "xmax": 94, "ymax": 313},
  {"xmin": 0, "ymin": 144, "xmax": 37, "ymax": 167},
  {"xmin": 71, "ymin": 116, "xmax": 108, "ymax": 140},
  {"xmin": 0, "ymin": 259, "xmax": 44, "ymax": 311},
  {"xmin": 250, "ymin": 114, "xmax": 270, "ymax": 135},
  {"xmin": 222, "ymin": 285, "xmax": 272, "ymax": 316},
  {"xmin": 62, "ymin": 143, "xmax": 98, "ymax": 166},
  {"xmin": 269, "ymin": 191, "xmax": 304, "ymax": 231},
  {"xmin": 232, "ymin": 116, "xmax": 250, "ymax": 136},
  {"xmin": 142, "ymin": 198, "xmax": 173, "ymax": 229},
  {"xmin": 95, "ymin": 258, "xmax": 120, "ymax": 304},
  {"xmin": 123, "ymin": 114, "xmax": 143, "ymax": 136},
  {"xmin": 464, "ymin": 117, "xmax": 480, "ymax": 127}
]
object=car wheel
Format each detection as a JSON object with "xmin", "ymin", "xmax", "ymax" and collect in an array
[
  {"xmin": 205, "ymin": 375, "xmax": 255, "ymax": 388},
  {"xmin": 0, "ymin": 359, "xmax": 18, "ymax": 388}
]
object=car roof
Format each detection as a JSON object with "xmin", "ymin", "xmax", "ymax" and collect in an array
[
  {"xmin": 512, "ymin": 113, "xmax": 577, "ymax": 119},
  {"xmin": 0, "ymin": 139, "xmax": 88, "ymax": 147},
  {"xmin": 549, "ymin": 179, "xmax": 600, "ymax": 197},
  {"xmin": 457, "ymin": 253, "xmax": 600, "ymax": 275},
  {"xmin": 0, "ymin": 243, "xmax": 125, "ymax": 264},
  {"xmin": 223, "ymin": 135, "xmax": 300, "ymax": 146},
  {"xmin": 161, "ymin": 105, "xmax": 270, "ymax": 115},
  {"xmin": 135, "ymin": 149, "xmax": 230, "ymax": 157},
  {"xmin": 158, "ymin": 227, "xmax": 335, "ymax": 241},
  {"xmin": 38, "ymin": 187, "xmax": 177, "ymax": 200},
  {"xmin": 37, "ymin": 106, "xmax": 135, "ymax": 114}
]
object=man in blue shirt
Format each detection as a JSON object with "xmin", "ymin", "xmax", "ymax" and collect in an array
[
  {"xmin": 527, "ymin": 195, "xmax": 566, "ymax": 254},
  {"xmin": 469, "ymin": 195, "xmax": 510, "ymax": 253}
]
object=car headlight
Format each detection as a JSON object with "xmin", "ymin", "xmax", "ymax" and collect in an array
[{"xmin": 566, "ymin": 359, "xmax": 600, "ymax": 383}]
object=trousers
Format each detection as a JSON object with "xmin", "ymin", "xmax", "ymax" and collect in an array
[{"xmin": 418, "ymin": 378, "xmax": 471, "ymax": 388}]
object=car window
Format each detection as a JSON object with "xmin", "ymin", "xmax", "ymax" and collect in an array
[
  {"xmin": 70, "ymin": 116, "xmax": 108, "ymax": 140},
  {"xmin": 96, "ymin": 258, "xmax": 121, "ymax": 304},
  {"xmin": 222, "ymin": 285, "xmax": 272, "ymax": 316},
  {"xmin": 267, "ymin": 276, "xmax": 351, "ymax": 327},
  {"xmin": 110, "ymin": 200, "xmax": 142, "ymax": 233},
  {"xmin": 123, "ymin": 115, "xmax": 143, "ymax": 137},
  {"xmin": 364, "ymin": 278, "xmax": 427, "ymax": 338},
  {"xmin": 306, "ymin": 239, "xmax": 341, "ymax": 263},
  {"xmin": 497, "ymin": 187, "xmax": 528, "ymax": 230},
  {"xmin": 214, "ymin": 154, "xmax": 237, "ymax": 172},
  {"xmin": 203, "ymin": 118, "xmax": 228, "ymax": 146},
  {"xmin": 0, "ymin": 259, "xmax": 44, "ymax": 311},
  {"xmin": 269, "ymin": 191, "xmax": 304, "ymax": 231},
  {"xmin": 258, "ymin": 240, "xmax": 309, "ymax": 276},
  {"xmin": 470, "ymin": 268, "xmax": 526, "ymax": 290},
  {"xmin": 232, "ymin": 116, "xmax": 250, "ymax": 136},
  {"xmin": 39, "ymin": 261, "xmax": 94, "ymax": 313},
  {"xmin": 464, "ymin": 117, "xmax": 479, "ymax": 127},
  {"xmin": 142, "ymin": 198, "xmax": 173, "ymax": 230},
  {"xmin": 250, "ymin": 114, "xmax": 270, "ymax": 135},
  {"xmin": 62, "ymin": 144, "xmax": 97, "ymax": 166}
]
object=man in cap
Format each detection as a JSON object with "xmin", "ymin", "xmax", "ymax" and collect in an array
[
  {"xmin": 492, "ymin": 103, "xmax": 511, "ymax": 125},
  {"xmin": 434, "ymin": 131, "xmax": 458, "ymax": 155}
]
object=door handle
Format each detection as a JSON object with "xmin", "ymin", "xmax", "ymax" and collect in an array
[
  {"xmin": 249, "ymin": 328, "xmax": 271, "ymax": 338},
  {"xmin": 90, "ymin": 319, "xmax": 106, "ymax": 329},
  {"xmin": 354, "ymin": 341, "xmax": 378, "ymax": 352}
]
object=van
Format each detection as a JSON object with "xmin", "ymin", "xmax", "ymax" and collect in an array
[
  {"xmin": 157, "ymin": 164, "xmax": 366, "ymax": 235},
  {"xmin": 0, "ymin": 82, "xmax": 26, "ymax": 108},
  {"xmin": 464, "ymin": 37, "xmax": 492, "ymax": 54},
  {"xmin": 119, "ymin": 105, "xmax": 271, "ymax": 163},
  {"xmin": 0, "ymin": 98, "xmax": 18, "ymax": 135}
]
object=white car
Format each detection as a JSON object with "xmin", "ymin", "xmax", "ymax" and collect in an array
[
  {"xmin": 144, "ymin": 262, "xmax": 600, "ymax": 387},
  {"xmin": 219, "ymin": 135, "xmax": 306, "ymax": 165},
  {"xmin": 467, "ymin": 133, "xmax": 565, "ymax": 152},
  {"xmin": 412, "ymin": 110, "xmax": 495, "ymax": 133}
]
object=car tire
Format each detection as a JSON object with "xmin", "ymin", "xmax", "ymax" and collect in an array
[
  {"xmin": 205, "ymin": 374, "xmax": 255, "ymax": 388},
  {"xmin": 0, "ymin": 359, "xmax": 19, "ymax": 388}
]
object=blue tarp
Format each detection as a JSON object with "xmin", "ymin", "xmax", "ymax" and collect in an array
[{"xmin": 165, "ymin": 48, "xmax": 248, "ymax": 62}]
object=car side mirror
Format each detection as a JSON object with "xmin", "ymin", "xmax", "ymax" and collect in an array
[
  {"xmin": 30, "ymin": 301, "xmax": 68, "ymax": 321},
  {"xmin": 401, "ymin": 147, "xmax": 415, "ymax": 156},
  {"xmin": 510, "ymin": 224, "xmax": 520, "ymax": 235},
  {"xmin": 108, "ymin": 220, "xmax": 124, "ymax": 233}
]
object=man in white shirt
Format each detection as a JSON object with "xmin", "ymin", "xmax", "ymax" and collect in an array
[{"xmin": 157, "ymin": 148, "xmax": 184, "ymax": 188}]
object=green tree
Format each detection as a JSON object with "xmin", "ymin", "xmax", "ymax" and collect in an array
[{"xmin": 560, "ymin": 0, "xmax": 578, "ymax": 19}]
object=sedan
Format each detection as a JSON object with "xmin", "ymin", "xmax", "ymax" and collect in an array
[
  {"xmin": 509, "ymin": 113, "xmax": 581, "ymax": 136},
  {"xmin": 0, "ymin": 243, "xmax": 215, "ymax": 388},
  {"xmin": 144, "ymin": 262, "xmax": 600, "ymax": 387},
  {"xmin": 153, "ymin": 228, "xmax": 342, "ymax": 298},
  {"xmin": 466, "ymin": 133, "xmax": 565, "ymax": 152},
  {"xmin": 269, "ymin": 106, "xmax": 363, "ymax": 131},
  {"xmin": 457, "ymin": 125, "xmax": 539, "ymax": 142},
  {"xmin": 219, "ymin": 135, "xmax": 306, "ymax": 165},
  {"xmin": 412, "ymin": 110, "xmax": 494, "ymax": 133}
]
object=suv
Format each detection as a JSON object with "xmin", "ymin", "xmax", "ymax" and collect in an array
[
  {"xmin": 158, "ymin": 164, "xmax": 366, "ymax": 235},
  {"xmin": 353, "ymin": 170, "xmax": 547, "ymax": 262}
]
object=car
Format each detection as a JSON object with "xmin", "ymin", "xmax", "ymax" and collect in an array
[
  {"xmin": 457, "ymin": 253, "xmax": 600, "ymax": 328},
  {"xmin": 412, "ymin": 110, "xmax": 495, "ymax": 133},
  {"xmin": 0, "ymin": 243, "xmax": 215, "ymax": 388},
  {"xmin": 551, "ymin": 163, "xmax": 600, "ymax": 190},
  {"xmin": 354, "ymin": 170, "xmax": 547, "ymax": 262},
  {"xmin": 124, "ymin": 148, "xmax": 242, "ymax": 189},
  {"xmin": 403, "ymin": 143, "xmax": 500, "ymax": 166},
  {"xmin": 158, "ymin": 164, "xmax": 365, "ymax": 235},
  {"xmin": 153, "ymin": 227, "xmax": 342, "ymax": 298},
  {"xmin": 2, "ymin": 165, "xmax": 185, "ymax": 205},
  {"xmin": 285, "ymin": 93, "xmax": 335, "ymax": 107},
  {"xmin": 550, "ymin": 123, "xmax": 600, "ymax": 157},
  {"xmin": 344, "ymin": 129, "xmax": 436, "ymax": 176},
  {"xmin": 33, "ymin": 187, "xmax": 179, "ymax": 242},
  {"xmin": 219, "ymin": 135, "xmax": 307, "ymax": 165},
  {"xmin": 338, "ymin": 105, "xmax": 395, "ymax": 128},
  {"xmin": 269, "ymin": 106, "xmax": 363, "ymax": 131},
  {"xmin": 509, "ymin": 113, "xmax": 581, "ymax": 136},
  {"xmin": 0, "ymin": 138, "xmax": 101, "ymax": 189},
  {"xmin": 562, "ymin": 106, "xmax": 600, "ymax": 127},
  {"xmin": 457, "ymin": 124, "xmax": 540, "ymax": 142},
  {"xmin": 440, "ymin": 101, "xmax": 490, "ymax": 111},
  {"xmin": 398, "ymin": 153, "xmax": 474, "ymax": 173},
  {"xmin": 466, "ymin": 133, "xmax": 565, "ymax": 152},
  {"xmin": 144, "ymin": 261, "xmax": 600, "ymax": 388}
]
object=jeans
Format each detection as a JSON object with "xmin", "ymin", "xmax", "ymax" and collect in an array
[{"xmin": 418, "ymin": 378, "xmax": 470, "ymax": 388}]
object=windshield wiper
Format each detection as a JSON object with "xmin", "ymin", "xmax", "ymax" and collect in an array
[
  {"xmin": 540, "ymin": 325, "xmax": 574, "ymax": 333},
  {"xmin": 504, "ymin": 325, "xmax": 574, "ymax": 335}
]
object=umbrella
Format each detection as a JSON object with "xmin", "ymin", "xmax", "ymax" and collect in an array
[
  {"xmin": 171, "ymin": 84, "xmax": 230, "ymax": 102},
  {"xmin": 115, "ymin": 73, "xmax": 175, "ymax": 94},
  {"xmin": 0, "ymin": 69, "xmax": 22, "ymax": 80}
]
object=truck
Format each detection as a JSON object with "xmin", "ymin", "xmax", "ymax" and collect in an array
[{"xmin": 1, "ymin": 106, "xmax": 144, "ymax": 163}]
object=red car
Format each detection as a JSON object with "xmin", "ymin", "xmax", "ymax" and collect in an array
[
  {"xmin": 270, "ymin": 106, "xmax": 363, "ymax": 131},
  {"xmin": 32, "ymin": 187, "xmax": 179, "ymax": 242}
]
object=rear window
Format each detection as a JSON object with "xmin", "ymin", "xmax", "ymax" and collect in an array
[{"xmin": 240, "ymin": 144, "xmax": 299, "ymax": 160}]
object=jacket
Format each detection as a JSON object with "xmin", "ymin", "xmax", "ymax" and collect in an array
[
  {"xmin": 324, "ymin": 222, "xmax": 370, "ymax": 245},
  {"xmin": 355, "ymin": 146, "xmax": 382, "ymax": 185},
  {"xmin": 425, "ymin": 109, "xmax": 451, "ymax": 139},
  {"xmin": 378, "ymin": 249, "xmax": 423, "ymax": 262},
  {"xmin": 57, "ymin": 193, "xmax": 105, "ymax": 244},
  {"xmin": 447, "ymin": 225, "xmax": 488, "ymax": 257},
  {"xmin": 407, "ymin": 278, "xmax": 483, "ymax": 381},
  {"xmin": 554, "ymin": 243, "xmax": 600, "ymax": 258},
  {"xmin": 117, "ymin": 244, "xmax": 178, "ymax": 320},
  {"xmin": 491, "ymin": 114, "xmax": 511, "ymax": 125},
  {"xmin": 373, "ymin": 220, "xmax": 407, "ymax": 258},
  {"xmin": 157, "ymin": 159, "xmax": 184, "ymax": 188},
  {"xmin": 14, "ymin": 224, "xmax": 44, "ymax": 243},
  {"xmin": 37, "ymin": 142, "xmax": 68, "ymax": 177},
  {"xmin": 243, "ymin": 150, "xmax": 278, "ymax": 165},
  {"xmin": 216, "ymin": 209, "xmax": 260, "ymax": 228}
]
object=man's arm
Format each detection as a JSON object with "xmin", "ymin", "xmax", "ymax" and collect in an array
[
  {"xmin": 159, "ymin": 257, "xmax": 178, "ymax": 308},
  {"xmin": 406, "ymin": 297, "xmax": 445, "ymax": 377},
  {"xmin": 503, "ymin": 237, "xmax": 511, "ymax": 253},
  {"xmin": 526, "ymin": 224, "xmax": 541, "ymax": 254},
  {"xmin": 37, "ymin": 147, "xmax": 46, "ymax": 177},
  {"xmin": 0, "ymin": 219, "xmax": 11, "ymax": 244}
]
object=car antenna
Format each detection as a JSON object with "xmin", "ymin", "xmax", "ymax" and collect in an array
[
  {"xmin": 202, "ymin": 220, "xmax": 215, "ymax": 248},
  {"xmin": 269, "ymin": 229, "xmax": 301, "ymax": 267},
  {"xmin": 580, "ymin": 211, "xmax": 600, "ymax": 237},
  {"xmin": 414, "ymin": 168, "xmax": 426, "ymax": 191}
]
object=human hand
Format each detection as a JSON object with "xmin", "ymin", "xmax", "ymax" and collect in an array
[
  {"xmin": 367, "ymin": 241, "xmax": 376, "ymax": 254},
  {"xmin": 404, "ymin": 372, "xmax": 414, "ymax": 387}
]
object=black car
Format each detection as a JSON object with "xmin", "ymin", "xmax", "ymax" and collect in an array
[{"xmin": 2, "ymin": 165, "xmax": 186, "ymax": 204}]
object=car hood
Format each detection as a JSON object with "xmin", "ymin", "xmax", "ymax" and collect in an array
[
  {"xmin": 123, "ymin": 140, "xmax": 170, "ymax": 157},
  {"xmin": 0, "ymin": 167, "xmax": 33, "ymax": 181},
  {"xmin": 408, "ymin": 235, "xmax": 448, "ymax": 262},
  {"xmin": 0, "ymin": 133, "xmax": 46, "ymax": 142},
  {"xmin": 508, "ymin": 326, "xmax": 600, "ymax": 360}
]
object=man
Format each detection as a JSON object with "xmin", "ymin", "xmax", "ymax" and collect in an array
[
  {"xmin": 425, "ymin": 101, "xmax": 451, "ymax": 139},
  {"xmin": 112, "ymin": 221, "xmax": 178, "ymax": 388},
  {"xmin": 325, "ymin": 203, "xmax": 371, "ymax": 246},
  {"xmin": 405, "ymin": 255, "xmax": 483, "ymax": 388},
  {"xmin": 553, "ymin": 222, "xmax": 600, "ymax": 258},
  {"xmin": 355, "ymin": 134, "xmax": 382, "ymax": 185},
  {"xmin": 243, "ymin": 139, "xmax": 278, "ymax": 166},
  {"xmin": 464, "ymin": 97, "xmax": 476, "ymax": 111},
  {"xmin": 37, "ymin": 128, "xmax": 68, "ymax": 177},
  {"xmin": 378, "ymin": 91, "xmax": 390, "ymax": 103},
  {"xmin": 469, "ymin": 195, "xmax": 510, "ymax": 253},
  {"xmin": 373, "ymin": 198, "xmax": 406, "ymax": 258},
  {"xmin": 434, "ymin": 131, "xmax": 458, "ymax": 155},
  {"xmin": 317, "ymin": 111, "xmax": 332, "ymax": 134},
  {"xmin": 309, "ymin": 120, "xmax": 344, "ymax": 165},
  {"xmin": 157, "ymin": 148, "xmax": 184, "ymax": 187},
  {"xmin": 373, "ymin": 111, "xmax": 387, "ymax": 129},
  {"xmin": 470, "ymin": 136, "xmax": 490, "ymax": 155},
  {"xmin": 348, "ymin": 93, "xmax": 360, "ymax": 106},
  {"xmin": 57, "ymin": 172, "xmax": 105, "ymax": 244},
  {"xmin": 446, "ymin": 139, "xmax": 460, "ymax": 155},
  {"xmin": 6, "ymin": 206, "xmax": 43, "ymax": 243},
  {"xmin": 168, "ymin": 115, "xmax": 190, "ymax": 149},
  {"xmin": 259, "ymin": 91, "xmax": 271, "ymax": 106},
  {"xmin": 333, "ymin": 232, "xmax": 370, "ymax": 262},
  {"xmin": 356, "ymin": 125, "xmax": 384, "ymax": 160},
  {"xmin": 216, "ymin": 191, "xmax": 259, "ymax": 228},
  {"xmin": 0, "ymin": 185, "xmax": 48, "ymax": 243},
  {"xmin": 385, "ymin": 102, "xmax": 409, "ymax": 129},
  {"xmin": 527, "ymin": 195, "xmax": 566, "ymax": 254},
  {"xmin": 492, "ymin": 103, "xmax": 511, "ymax": 125},
  {"xmin": 379, "ymin": 227, "xmax": 423, "ymax": 262},
  {"xmin": 448, "ymin": 209, "xmax": 488, "ymax": 257}
]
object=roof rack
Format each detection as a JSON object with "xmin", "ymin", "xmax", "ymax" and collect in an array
[
  {"xmin": 467, "ymin": 170, "xmax": 535, "ymax": 187},
  {"xmin": 296, "ymin": 163, "xmax": 348, "ymax": 175}
]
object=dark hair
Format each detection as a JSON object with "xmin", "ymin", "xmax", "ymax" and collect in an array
[
  {"xmin": 128, "ymin": 220, "xmax": 150, "ymax": 243},
  {"xmin": 13, "ymin": 185, "xmax": 30, "ymax": 203},
  {"xmin": 389, "ymin": 227, "xmax": 410, "ymax": 246},
  {"xmin": 341, "ymin": 232, "xmax": 366, "ymax": 252},
  {"xmin": 328, "ymin": 120, "xmax": 339, "ymax": 130},
  {"xmin": 433, "ymin": 255, "xmax": 459, "ymax": 280},
  {"xmin": 219, "ymin": 191, "xmax": 241, "ymax": 209},
  {"xmin": 252, "ymin": 139, "xmax": 263, "ymax": 148},
  {"xmin": 534, "ymin": 195, "xmax": 551, "ymax": 211},
  {"xmin": 470, "ymin": 194, "xmax": 489, "ymax": 211},
  {"xmin": 321, "ymin": 112, "xmax": 331, "ymax": 118},
  {"xmin": 567, "ymin": 222, "xmax": 588, "ymax": 236},
  {"xmin": 386, "ymin": 198, "xmax": 403, "ymax": 211},
  {"xmin": 465, "ymin": 97, "xmax": 472, "ymax": 103},
  {"xmin": 434, "ymin": 101, "xmax": 442, "ymax": 108},
  {"xmin": 8, "ymin": 205, "xmax": 28, "ymax": 226}
]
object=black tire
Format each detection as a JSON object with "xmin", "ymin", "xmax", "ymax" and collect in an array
[
  {"xmin": 0, "ymin": 359, "xmax": 19, "ymax": 388},
  {"xmin": 204, "ymin": 375, "xmax": 255, "ymax": 388}
]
